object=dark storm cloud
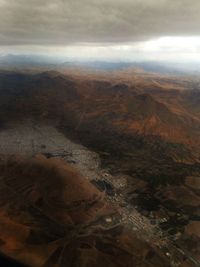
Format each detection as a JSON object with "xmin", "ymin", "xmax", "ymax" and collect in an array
[{"xmin": 0, "ymin": 0, "xmax": 200, "ymax": 46}]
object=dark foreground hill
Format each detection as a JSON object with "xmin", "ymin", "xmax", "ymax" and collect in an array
[{"xmin": 0, "ymin": 155, "xmax": 169, "ymax": 267}]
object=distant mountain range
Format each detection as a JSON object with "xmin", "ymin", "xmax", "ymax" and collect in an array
[{"xmin": 1, "ymin": 54, "xmax": 200, "ymax": 75}]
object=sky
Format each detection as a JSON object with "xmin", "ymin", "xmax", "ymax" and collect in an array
[{"xmin": 0, "ymin": 0, "xmax": 200, "ymax": 61}]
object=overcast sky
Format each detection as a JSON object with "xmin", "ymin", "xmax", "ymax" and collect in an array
[{"xmin": 0, "ymin": 0, "xmax": 200, "ymax": 61}]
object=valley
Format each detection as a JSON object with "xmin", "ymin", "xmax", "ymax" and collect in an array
[
  {"xmin": 0, "ymin": 70, "xmax": 199, "ymax": 266},
  {"xmin": 0, "ymin": 120, "xmax": 161, "ymax": 240},
  {"xmin": 0, "ymin": 120, "xmax": 170, "ymax": 267},
  {"xmin": 1, "ymin": 0, "xmax": 200, "ymax": 266}
]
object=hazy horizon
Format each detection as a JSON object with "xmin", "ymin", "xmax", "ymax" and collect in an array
[{"xmin": 0, "ymin": 0, "xmax": 200, "ymax": 63}]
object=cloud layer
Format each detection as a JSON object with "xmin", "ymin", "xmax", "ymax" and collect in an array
[{"xmin": 0, "ymin": 0, "xmax": 200, "ymax": 46}]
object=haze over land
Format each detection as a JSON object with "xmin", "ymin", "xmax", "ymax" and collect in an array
[{"xmin": 0, "ymin": 1, "xmax": 200, "ymax": 267}]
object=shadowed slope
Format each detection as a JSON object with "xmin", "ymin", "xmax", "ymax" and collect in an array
[{"xmin": 0, "ymin": 156, "xmax": 169, "ymax": 267}]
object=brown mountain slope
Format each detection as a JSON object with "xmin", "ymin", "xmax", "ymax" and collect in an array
[
  {"xmin": 0, "ymin": 70, "xmax": 199, "ymax": 148},
  {"xmin": 0, "ymin": 155, "xmax": 169, "ymax": 267},
  {"xmin": 0, "ymin": 70, "xmax": 200, "ymax": 266},
  {"xmin": 0, "ymin": 70, "xmax": 200, "ymax": 182}
]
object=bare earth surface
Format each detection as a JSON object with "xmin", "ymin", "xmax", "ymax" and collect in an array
[
  {"xmin": 0, "ymin": 120, "xmax": 160, "ymax": 240},
  {"xmin": 0, "ymin": 120, "xmax": 198, "ymax": 266}
]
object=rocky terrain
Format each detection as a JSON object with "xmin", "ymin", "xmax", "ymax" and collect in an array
[
  {"xmin": 0, "ymin": 154, "xmax": 170, "ymax": 267},
  {"xmin": 0, "ymin": 69, "xmax": 199, "ymax": 266}
]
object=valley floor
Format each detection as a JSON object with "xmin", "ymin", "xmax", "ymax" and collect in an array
[
  {"xmin": 0, "ymin": 120, "xmax": 158, "ymax": 237},
  {"xmin": 0, "ymin": 120, "xmax": 198, "ymax": 266}
]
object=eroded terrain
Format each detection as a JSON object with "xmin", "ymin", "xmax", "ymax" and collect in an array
[
  {"xmin": 0, "ymin": 120, "xmax": 199, "ymax": 266},
  {"xmin": 0, "ymin": 70, "xmax": 199, "ymax": 266}
]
